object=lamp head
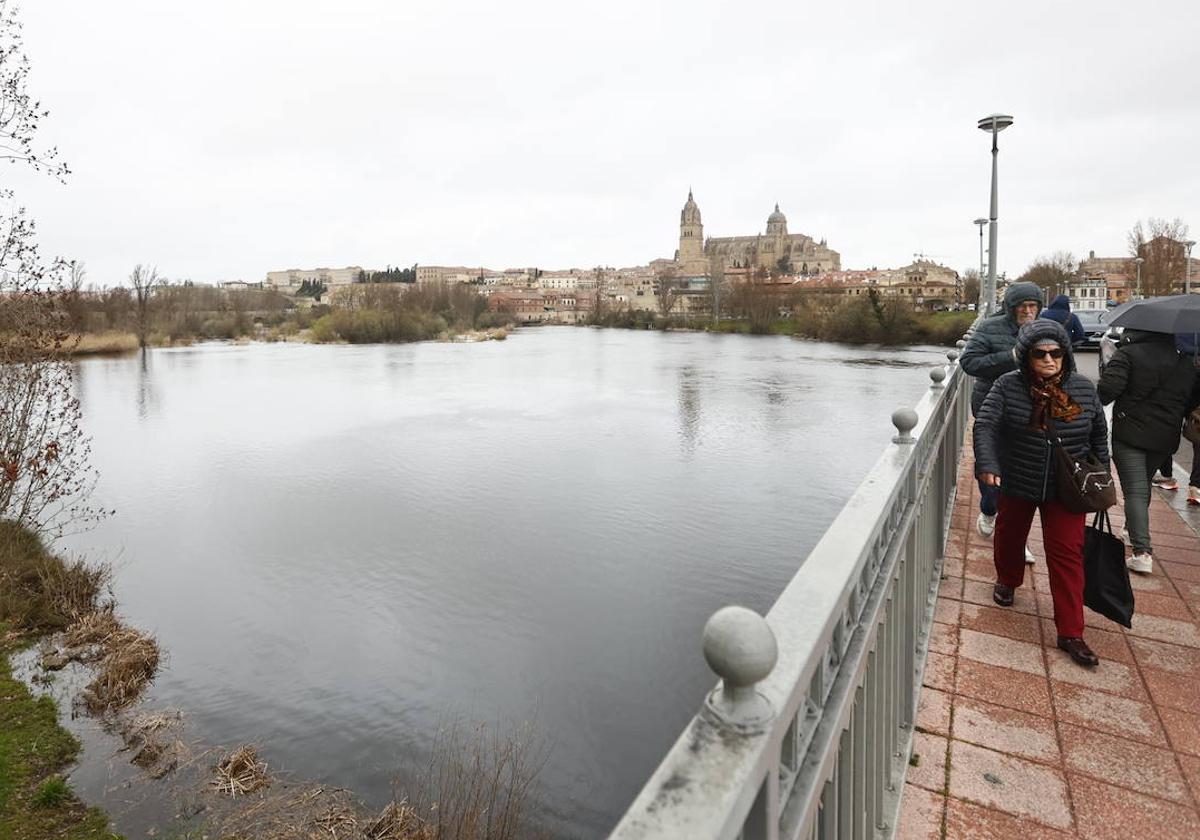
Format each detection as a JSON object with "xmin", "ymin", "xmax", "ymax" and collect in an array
[
  {"xmin": 977, "ymin": 114, "xmax": 1014, "ymax": 132},
  {"xmin": 973, "ymin": 217, "xmax": 988, "ymax": 226},
  {"xmin": 1134, "ymin": 257, "xmax": 1145, "ymax": 265}
]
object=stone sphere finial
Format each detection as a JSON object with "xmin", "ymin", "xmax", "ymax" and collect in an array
[
  {"xmin": 892, "ymin": 408, "xmax": 919, "ymax": 443},
  {"xmin": 947, "ymin": 349, "xmax": 959, "ymax": 363},
  {"xmin": 955, "ymin": 340, "xmax": 966, "ymax": 349},
  {"xmin": 703, "ymin": 606, "xmax": 777, "ymax": 688},
  {"xmin": 702, "ymin": 607, "xmax": 777, "ymax": 732},
  {"xmin": 962, "ymin": 332, "xmax": 972, "ymax": 340},
  {"xmin": 930, "ymin": 367, "xmax": 947, "ymax": 388}
]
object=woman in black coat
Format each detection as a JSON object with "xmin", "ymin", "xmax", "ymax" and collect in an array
[
  {"xmin": 1097, "ymin": 329, "xmax": 1198, "ymax": 574},
  {"xmin": 974, "ymin": 320, "xmax": 1110, "ymax": 667}
]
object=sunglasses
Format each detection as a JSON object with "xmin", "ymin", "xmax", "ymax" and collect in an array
[{"xmin": 1030, "ymin": 348, "xmax": 1064, "ymax": 360}]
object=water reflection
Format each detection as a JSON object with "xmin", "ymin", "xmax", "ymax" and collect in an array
[
  {"xmin": 60, "ymin": 330, "xmax": 946, "ymax": 839},
  {"xmin": 136, "ymin": 349, "xmax": 156, "ymax": 420},
  {"xmin": 677, "ymin": 365, "xmax": 701, "ymax": 455}
]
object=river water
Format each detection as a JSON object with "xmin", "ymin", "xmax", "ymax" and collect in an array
[{"xmin": 49, "ymin": 328, "xmax": 947, "ymax": 838}]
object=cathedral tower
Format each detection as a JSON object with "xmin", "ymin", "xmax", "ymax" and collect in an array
[{"xmin": 678, "ymin": 189, "xmax": 705, "ymax": 268}]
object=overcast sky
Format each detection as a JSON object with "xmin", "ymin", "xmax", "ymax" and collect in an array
[{"xmin": 11, "ymin": 0, "xmax": 1200, "ymax": 286}]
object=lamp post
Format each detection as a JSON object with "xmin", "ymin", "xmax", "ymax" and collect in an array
[
  {"xmin": 1185, "ymin": 240, "xmax": 1196, "ymax": 295},
  {"xmin": 978, "ymin": 114, "xmax": 1014, "ymax": 315},
  {"xmin": 973, "ymin": 217, "xmax": 988, "ymax": 310},
  {"xmin": 1134, "ymin": 256, "xmax": 1144, "ymax": 299}
]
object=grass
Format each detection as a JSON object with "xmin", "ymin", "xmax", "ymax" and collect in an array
[
  {"xmin": 0, "ymin": 519, "xmax": 123, "ymax": 839},
  {"xmin": 68, "ymin": 332, "xmax": 139, "ymax": 356}
]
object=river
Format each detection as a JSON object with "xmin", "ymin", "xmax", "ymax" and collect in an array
[{"xmin": 47, "ymin": 327, "xmax": 949, "ymax": 838}]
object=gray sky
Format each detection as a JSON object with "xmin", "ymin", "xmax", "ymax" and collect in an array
[{"xmin": 12, "ymin": 0, "xmax": 1200, "ymax": 286}]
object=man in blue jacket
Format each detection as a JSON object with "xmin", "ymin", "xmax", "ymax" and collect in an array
[
  {"xmin": 960, "ymin": 282, "xmax": 1044, "ymax": 560},
  {"xmin": 1039, "ymin": 294, "xmax": 1086, "ymax": 348}
]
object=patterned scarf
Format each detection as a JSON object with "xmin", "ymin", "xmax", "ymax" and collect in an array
[{"xmin": 1028, "ymin": 370, "xmax": 1082, "ymax": 431}]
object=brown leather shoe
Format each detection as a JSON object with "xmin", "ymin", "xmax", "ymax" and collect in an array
[
  {"xmin": 992, "ymin": 583, "xmax": 1014, "ymax": 607},
  {"xmin": 1057, "ymin": 636, "xmax": 1099, "ymax": 668}
]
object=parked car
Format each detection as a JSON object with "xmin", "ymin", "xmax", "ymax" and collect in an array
[
  {"xmin": 1074, "ymin": 309, "xmax": 1110, "ymax": 350},
  {"xmin": 1099, "ymin": 326, "xmax": 1122, "ymax": 375}
]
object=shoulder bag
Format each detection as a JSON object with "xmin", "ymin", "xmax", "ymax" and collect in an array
[{"xmin": 1047, "ymin": 417, "xmax": 1117, "ymax": 513}]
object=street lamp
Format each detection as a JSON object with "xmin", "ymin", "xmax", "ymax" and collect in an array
[
  {"xmin": 1134, "ymin": 256, "xmax": 1144, "ymax": 299},
  {"xmin": 978, "ymin": 113, "xmax": 1014, "ymax": 315},
  {"xmin": 1185, "ymin": 240, "xmax": 1196, "ymax": 295},
  {"xmin": 973, "ymin": 218, "xmax": 988, "ymax": 310}
]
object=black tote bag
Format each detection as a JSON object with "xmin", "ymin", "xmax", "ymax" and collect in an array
[{"xmin": 1083, "ymin": 511, "xmax": 1135, "ymax": 628}]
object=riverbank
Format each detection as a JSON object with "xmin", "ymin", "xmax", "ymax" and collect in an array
[{"xmin": 0, "ymin": 521, "xmax": 122, "ymax": 839}]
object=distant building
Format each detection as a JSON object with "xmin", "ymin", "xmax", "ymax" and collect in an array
[
  {"xmin": 265, "ymin": 266, "xmax": 363, "ymax": 291},
  {"xmin": 669, "ymin": 190, "xmax": 841, "ymax": 278}
]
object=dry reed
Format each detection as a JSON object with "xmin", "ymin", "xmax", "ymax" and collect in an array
[
  {"xmin": 68, "ymin": 331, "xmax": 139, "ymax": 355},
  {"xmin": 213, "ymin": 745, "xmax": 271, "ymax": 796}
]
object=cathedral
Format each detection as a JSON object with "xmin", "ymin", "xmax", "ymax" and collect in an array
[{"xmin": 669, "ymin": 190, "xmax": 841, "ymax": 278}]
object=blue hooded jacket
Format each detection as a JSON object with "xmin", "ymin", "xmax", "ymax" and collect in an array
[{"xmin": 1039, "ymin": 294, "xmax": 1086, "ymax": 347}]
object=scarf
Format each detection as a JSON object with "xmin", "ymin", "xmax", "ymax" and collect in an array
[{"xmin": 1028, "ymin": 371, "xmax": 1082, "ymax": 431}]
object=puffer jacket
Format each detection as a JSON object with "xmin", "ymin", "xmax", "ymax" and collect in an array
[
  {"xmin": 974, "ymin": 320, "xmax": 1109, "ymax": 503},
  {"xmin": 960, "ymin": 281, "xmax": 1045, "ymax": 415},
  {"xmin": 1097, "ymin": 329, "xmax": 1199, "ymax": 454},
  {"xmin": 1039, "ymin": 294, "xmax": 1086, "ymax": 347}
]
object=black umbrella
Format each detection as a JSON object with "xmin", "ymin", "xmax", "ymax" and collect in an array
[{"xmin": 1108, "ymin": 294, "xmax": 1200, "ymax": 334}]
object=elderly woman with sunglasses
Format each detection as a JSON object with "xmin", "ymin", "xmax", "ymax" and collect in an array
[{"xmin": 973, "ymin": 320, "xmax": 1110, "ymax": 668}]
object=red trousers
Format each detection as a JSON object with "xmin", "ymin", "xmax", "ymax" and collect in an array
[{"xmin": 994, "ymin": 494, "xmax": 1086, "ymax": 638}]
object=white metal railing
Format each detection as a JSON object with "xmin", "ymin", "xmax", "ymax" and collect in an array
[{"xmin": 611, "ymin": 331, "xmax": 977, "ymax": 840}]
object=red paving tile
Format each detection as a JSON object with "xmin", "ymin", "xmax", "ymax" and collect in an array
[
  {"xmin": 1050, "ymin": 681, "xmax": 1167, "ymax": 747},
  {"xmin": 959, "ymin": 602, "xmax": 1042, "ymax": 644},
  {"xmin": 907, "ymin": 731, "xmax": 948, "ymax": 792},
  {"xmin": 1069, "ymin": 774, "xmax": 1200, "ymax": 840},
  {"xmin": 922, "ymin": 650, "xmax": 955, "ymax": 692},
  {"xmin": 897, "ymin": 785, "xmax": 944, "ymax": 839},
  {"xmin": 951, "ymin": 696, "xmax": 1060, "ymax": 763},
  {"xmin": 944, "ymin": 797, "xmax": 1076, "ymax": 839},
  {"xmin": 1158, "ymin": 706, "xmax": 1200, "ymax": 757},
  {"xmin": 1059, "ymin": 722, "xmax": 1191, "ymax": 803},
  {"xmin": 954, "ymin": 658, "xmax": 1053, "ymax": 718},
  {"xmin": 947, "ymin": 741, "xmax": 1073, "ymax": 830},
  {"xmin": 910, "ymin": 441, "xmax": 1200, "ymax": 834}
]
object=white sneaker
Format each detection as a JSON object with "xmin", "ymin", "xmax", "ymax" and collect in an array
[
  {"xmin": 1189, "ymin": 486, "xmax": 1200, "ymax": 506},
  {"xmin": 1024, "ymin": 546, "xmax": 1036, "ymax": 565},
  {"xmin": 1127, "ymin": 553, "xmax": 1153, "ymax": 575},
  {"xmin": 977, "ymin": 512, "xmax": 997, "ymax": 537},
  {"xmin": 1152, "ymin": 475, "xmax": 1180, "ymax": 491}
]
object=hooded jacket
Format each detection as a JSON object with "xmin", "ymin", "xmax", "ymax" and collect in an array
[
  {"xmin": 959, "ymin": 282, "xmax": 1046, "ymax": 415},
  {"xmin": 1097, "ymin": 329, "xmax": 1199, "ymax": 454},
  {"xmin": 973, "ymin": 320, "xmax": 1109, "ymax": 503},
  {"xmin": 1038, "ymin": 294, "xmax": 1086, "ymax": 347}
]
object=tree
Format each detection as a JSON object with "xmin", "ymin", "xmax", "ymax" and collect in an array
[
  {"xmin": 0, "ymin": 2, "xmax": 102, "ymax": 537},
  {"xmin": 961, "ymin": 268, "xmax": 981, "ymax": 308},
  {"xmin": 1128, "ymin": 218, "xmax": 1191, "ymax": 296},
  {"xmin": 129, "ymin": 264, "xmax": 161, "ymax": 348},
  {"xmin": 1016, "ymin": 252, "xmax": 1075, "ymax": 301},
  {"xmin": 655, "ymin": 266, "xmax": 681, "ymax": 318}
]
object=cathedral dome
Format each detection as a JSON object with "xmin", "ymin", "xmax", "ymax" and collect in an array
[{"xmin": 767, "ymin": 203, "xmax": 786, "ymax": 225}]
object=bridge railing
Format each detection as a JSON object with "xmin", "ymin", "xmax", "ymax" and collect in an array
[{"xmin": 612, "ymin": 333, "xmax": 976, "ymax": 840}]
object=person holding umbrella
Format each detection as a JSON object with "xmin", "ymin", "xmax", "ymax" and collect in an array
[{"xmin": 1099, "ymin": 296, "xmax": 1200, "ymax": 573}]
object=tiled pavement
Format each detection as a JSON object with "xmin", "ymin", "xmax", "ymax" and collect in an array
[{"xmin": 899, "ymin": 442, "xmax": 1200, "ymax": 839}]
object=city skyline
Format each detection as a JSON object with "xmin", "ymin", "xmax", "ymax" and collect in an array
[{"xmin": 10, "ymin": 0, "xmax": 1199, "ymax": 287}]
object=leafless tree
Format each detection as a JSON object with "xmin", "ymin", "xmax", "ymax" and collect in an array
[
  {"xmin": 655, "ymin": 265, "xmax": 681, "ymax": 318},
  {"xmin": 960, "ymin": 268, "xmax": 981, "ymax": 307},
  {"xmin": 1128, "ymin": 218, "xmax": 1191, "ymax": 296},
  {"xmin": 0, "ymin": 3, "xmax": 103, "ymax": 538},
  {"xmin": 129, "ymin": 264, "xmax": 161, "ymax": 348},
  {"xmin": 1016, "ymin": 251, "xmax": 1075, "ymax": 301}
]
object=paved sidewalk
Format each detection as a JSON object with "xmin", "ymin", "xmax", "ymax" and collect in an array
[{"xmin": 899, "ymin": 440, "xmax": 1200, "ymax": 839}]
